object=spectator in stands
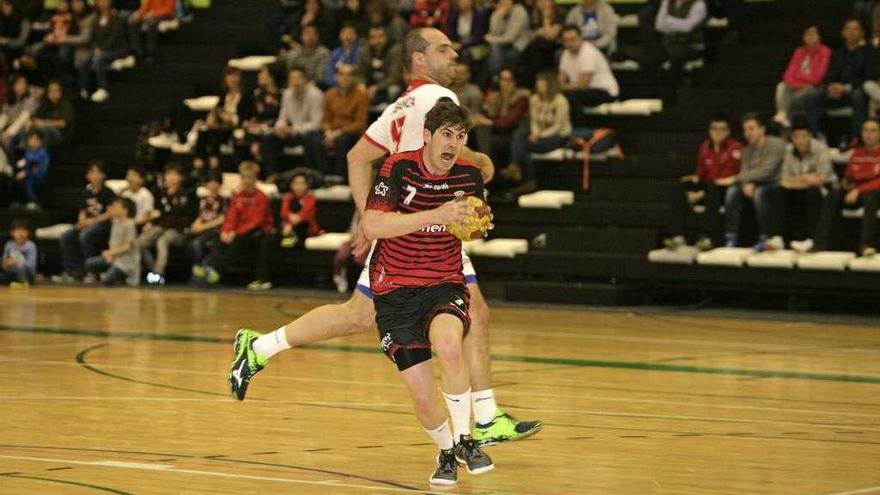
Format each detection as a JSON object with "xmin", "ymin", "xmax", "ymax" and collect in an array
[
  {"xmin": 196, "ymin": 67, "xmax": 255, "ymax": 170},
  {"xmin": 267, "ymin": 0, "xmax": 302, "ymax": 49},
  {"xmin": 564, "ymin": 0, "xmax": 616, "ymax": 54},
  {"xmin": 84, "ymin": 197, "xmax": 140, "ymax": 286},
  {"xmin": 196, "ymin": 161, "xmax": 274, "ymax": 287},
  {"xmin": 0, "ymin": 1, "xmax": 32, "ymax": 62},
  {"xmin": 654, "ymin": 0, "xmax": 707, "ymax": 91},
  {"xmin": 472, "ymin": 67, "xmax": 530, "ymax": 183},
  {"xmin": 803, "ymin": 19, "xmax": 874, "ymax": 142},
  {"xmin": 187, "ymin": 171, "xmax": 226, "ymax": 271},
  {"xmin": 450, "ymin": 61, "xmax": 483, "ymax": 115},
  {"xmin": 772, "ymin": 25, "xmax": 830, "ymax": 130},
  {"xmin": 290, "ymin": 0, "xmax": 336, "ymax": 48},
  {"xmin": 279, "ymin": 24, "xmax": 331, "ymax": 85},
  {"xmin": 447, "ymin": 0, "xmax": 488, "ymax": 71},
  {"xmin": 319, "ymin": 64, "xmax": 367, "ymax": 178},
  {"xmin": 339, "ymin": 0, "xmax": 368, "ymax": 35},
  {"xmin": 484, "ymin": 0, "xmax": 529, "ymax": 82},
  {"xmin": 357, "ymin": 25, "xmax": 403, "ymax": 105},
  {"xmin": 365, "ymin": 0, "xmax": 408, "ymax": 43},
  {"xmin": 29, "ymin": 80, "xmax": 75, "ymax": 148},
  {"xmin": 779, "ymin": 118, "xmax": 838, "ymax": 254},
  {"xmin": 120, "ymin": 166, "xmax": 155, "ymax": 226},
  {"xmin": 0, "ymin": 219, "xmax": 36, "ymax": 285},
  {"xmin": 517, "ymin": 0, "xmax": 565, "ymax": 88},
  {"xmin": 326, "ymin": 23, "xmax": 362, "ymax": 87},
  {"xmin": 24, "ymin": 0, "xmax": 75, "ymax": 81},
  {"xmin": 665, "ymin": 113, "xmax": 741, "ymax": 252},
  {"xmin": 833, "ymin": 118, "xmax": 880, "ymax": 256},
  {"xmin": 723, "ymin": 113, "xmax": 786, "ymax": 251},
  {"xmin": 279, "ymin": 171, "xmax": 322, "ymax": 243},
  {"xmin": 410, "ymin": 0, "xmax": 450, "ymax": 29},
  {"xmin": 10, "ymin": 129, "xmax": 49, "ymax": 210},
  {"xmin": 127, "ymin": 0, "xmax": 174, "ymax": 63},
  {"xmin": 69, "ymin": 0, "xmax": 126, "ymax": 103},
  {"xmin": 54, "ymin": 160, "xmax": 116, "ymax": 282},
  {"xmin": 261, "ymin": 66, "xmax": 324, "ymax": 179},
  {"xmin": 0, "ymin": 74, "xmax": 42, "ymax": 152},
  {"xmin": 139, "ymin": 163, "xmax": 198, "ymax": 286},
  {"xmin": 558, "ymin": 24, "xmax": 619, "ymax": 127},
  {"xmin": 243, "ymin": 66, "xmax": 281, "ymax": 162}
]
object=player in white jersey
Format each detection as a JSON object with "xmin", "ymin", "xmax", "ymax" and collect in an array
[{"xmin": 229, "ymin": 27, "xmax": 542, "ymax": 446}]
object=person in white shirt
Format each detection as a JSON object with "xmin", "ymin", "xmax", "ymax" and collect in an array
[
  {"xmin": 120, "ymin": 166, "xmax": 154, "ymax": 226},
  {"xmin": 558, "ymin": 24, "xmax": 618, "ymax": 126}
]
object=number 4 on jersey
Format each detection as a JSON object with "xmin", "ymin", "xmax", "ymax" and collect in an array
[{"xmin": 390, "ymin": 115, "xmax": 406, "ymax": 153}]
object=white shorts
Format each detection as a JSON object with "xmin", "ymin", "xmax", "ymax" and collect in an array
[{"xmin": 356, "ymin": 243, "xmax": 478, "ymax": 299}]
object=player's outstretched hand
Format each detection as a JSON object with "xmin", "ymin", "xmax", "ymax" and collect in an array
[
  {"xmin": 352, "ymin": 220, "xmax": 372, "ymax": 259},
  {"xmin": 435, "ymin": 198, "xmax": 471, "ymax": 227}
]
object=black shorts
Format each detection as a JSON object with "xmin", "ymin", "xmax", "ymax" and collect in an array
[{"xmin": 374, "ymin": 283, "xmax": 471, "ymax": 371}]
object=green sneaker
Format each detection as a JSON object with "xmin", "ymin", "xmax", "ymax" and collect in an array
[
  {"xmin": 229, "ymin": 328, "xmax": 268, "ymax": 400},
  {"xmin": 473, "ymin": 410, "xmax": 543, "ymax": 446},
  {"xmin": 205, "ymin": 267, "xmax": 220, "ymax": 284}
]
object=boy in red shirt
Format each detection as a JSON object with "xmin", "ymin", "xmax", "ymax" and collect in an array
[
  {"xmin": 197, "ymin": 161, "xmax": 273, "ymax": 285},
  {"xmin": 279, "ymin": 172, "xmax": 322, "ymax": 248},
  {"xmin": 664, "ymin": 114, "xmax": 742, "ymax": 251}
]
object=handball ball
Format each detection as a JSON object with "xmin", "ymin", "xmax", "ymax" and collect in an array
[{"xmin": 447, "ymin": 196, "xmax": 492, "ymax": 241}]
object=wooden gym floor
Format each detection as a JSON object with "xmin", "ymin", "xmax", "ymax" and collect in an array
[{"xmin": 1, "ymin": 286, "xmax": 879, "ymax": 494}]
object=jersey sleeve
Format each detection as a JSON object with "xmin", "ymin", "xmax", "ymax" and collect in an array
[
  {"xmin": 363, "ymin": 104, "xmax": 393, "ymax": 153},
  {"xmin": 366, "ymin": 157, "xmax": 403, "ymax": 212}
]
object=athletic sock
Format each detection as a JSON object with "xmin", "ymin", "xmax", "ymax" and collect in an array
[
  {"xmin": 425, "ymin": 420, "xmax": 454, "ymax": 451},
  {"xmin": 472, "ymin": 389, "xmax": 498, "ymax": 425},
  {"xmin": 252, "ymin": 326, "xmax": 291, "ymax": 360},
  {"xmin": 443, "ymin": 389, "xmax": 471, "ymax": 439}
]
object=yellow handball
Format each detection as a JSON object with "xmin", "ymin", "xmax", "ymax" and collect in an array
[{"xmin": 447, "ymin": 196, "xmax": 492, "ymax": 241}]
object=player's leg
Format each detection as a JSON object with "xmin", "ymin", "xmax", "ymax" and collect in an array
[
  {"xmin": 462, "ymin": 256, "xmax": 544, "ymax": 446},
  {"xmin": 228, "ymin": 290, "xmax": 375, "ymax": 400}
]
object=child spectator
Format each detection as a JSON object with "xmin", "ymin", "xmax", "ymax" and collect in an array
[
  {"xmin": 10, "ymin": 129, "xmax": 49, "ymax": 210},
  {"xmin": 0, "ymin": 219, "xmax": 36, "ymax": 285},
  {"xmin": 780, "ymin": 119, "xmax": 839, "ymax": 253},
  {"xmin": 138, "ymin": 163, "xmax": 197, "ymax": 286},
  {"xmin": 723, "ymin": 113, "xmax": 786, "ymax": 251},
  {"xmin": 84, "ymin": 196, "xmax": 141, "ymax": 286},
  {"xmin": 187, "ymin": 171, "xmax": 226, "ymax": 271},
  {"xmin": 30, "ymin": 80, "xmax": 75, "ymax": 147},
  {"xmin": 120, "ymin": 166, "xmax": 155, "ymax": 226},
  {"xmin": 127, "ymin": 0, "xmax": 175, "ymax": 62},
  {"xmin": 195, "ymin": 161, "xmax": 273, "ymax": 286},
  {"xmin": 248, "ymin": 172, "xmax": 322, "ymax": 291},
  {"xmin": 665, "ymin": 114, "xmax": 742, "ymax": 251},
  {"xmin": 54, "ymin": 160, "xmax": 116, "ymax": 282},
  {"xmin": 773, "ymin": 25, "xmax": 830, "ymax": 129}
]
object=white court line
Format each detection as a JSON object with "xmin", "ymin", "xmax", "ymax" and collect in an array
[
  {"xmin": 823, "ymin": 486, "xmax": 880, "ymax": 495},
  {"xmin": 0, "ymin": 454, "xmax": 458, "ymax": 495},
  {"xmin": 11, "ymin": 359, "xmax": 880, "ymax": 419}
]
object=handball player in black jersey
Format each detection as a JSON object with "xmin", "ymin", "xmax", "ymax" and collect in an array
[{"xmin": 362, "ymin": 99, "xmax": 494, "ymax": 486}]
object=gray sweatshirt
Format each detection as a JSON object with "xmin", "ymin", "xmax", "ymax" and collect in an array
[
  {"xmin": 109, "ymin": 218, "xmax": 140, "ymax": 286},
  {"xmin": 275, "ymin": 84, "xmax": 324, "ymax": 134},
  {"xmin": 488, "ymin": 4, "xmax": 531, "ymax": 51},
  {"xmin": 737, "ymin": 135, "xmax": 785, "ymax": 184},
  {"xmin": 781, "ymin": 139, "xmax": 838, "ymax": 185}
]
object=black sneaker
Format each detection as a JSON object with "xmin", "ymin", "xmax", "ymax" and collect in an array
[
  {"xmin": 429, "ymin": 448, "xmax": 457, "ymax": 485},
  {"xmin": 454, "ymin": 434, "xmax": 494, "ymax": 475}
]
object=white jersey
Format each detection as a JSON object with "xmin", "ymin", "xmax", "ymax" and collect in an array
[{"xmin": 364, "ymin": 80, "xmax": 460, "ymax": 155}]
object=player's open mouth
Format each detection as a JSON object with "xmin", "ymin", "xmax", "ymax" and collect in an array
[{"xmin": 441, "ymin": 152, "xmax": 455, "ymax": 161}]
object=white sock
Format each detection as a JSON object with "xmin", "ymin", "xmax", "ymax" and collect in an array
[
  {"xmin": 443, "ymin": 389, "xmax": 471, "ymax": 440},
  {"xmin": 425, "ymin": 420, "xmax": 454, "ymax": 451},
  {"xmin": 252, "ymin": 326, "xmax": 291, "ymax": 360},
  {"xmin": 472, "ymin": 389, "xmax": 498, "ymax": 425}
]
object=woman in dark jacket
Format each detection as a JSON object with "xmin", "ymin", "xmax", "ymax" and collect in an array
[
  {"xmin": 446, "ymin": 0, "xmax": 488, "ymax": 64},
  {"xmin": 31, "ymin": 80, "xmax": 75, "ymax": 147},
  {"xmin": 196, "ymin": 67, "xmax": 255, "ymax": 169}
]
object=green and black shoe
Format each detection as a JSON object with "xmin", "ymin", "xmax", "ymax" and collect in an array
[
  {"xmin": 229, "ymin": 328, "xmax": 267, "ymax": 401},
  {"xmin": 473, "ymin": 410, "xmax": 543, "ymax": 446}
]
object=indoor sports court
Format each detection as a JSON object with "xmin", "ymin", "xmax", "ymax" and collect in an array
[{"xmin": 1, "ymin": 286, "xmax": 878, "ymax": 494}]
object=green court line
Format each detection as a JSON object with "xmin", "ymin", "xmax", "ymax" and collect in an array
[{"xmin": 2, "ymin": 323, "xmax": 880, "ymax": 385}]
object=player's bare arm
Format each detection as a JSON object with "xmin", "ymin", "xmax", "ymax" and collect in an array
[
  {"xmin": 363, "ymin": 200, "xmax": 470, "ymax": 240},
  {"xmin": 459, "ymin": 146, "xmax": 495, "ymax": 184}
]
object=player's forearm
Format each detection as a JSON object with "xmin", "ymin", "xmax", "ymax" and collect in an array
[
  {"xmin": 362, "ymin": 209, "xmax": 439, "ymax": 240},
  {"xmin": 348, "ymin": 138, "xmax": 385, "ymax": 212},
  {"xmin": 459, "ymin": 146, "xmax": 494, "ymax": 183}
]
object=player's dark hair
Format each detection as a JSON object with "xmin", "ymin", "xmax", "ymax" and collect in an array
[
  {"xmin": 402, "ymin": 27, "xmax": 430, "ymax": 71},
  {"xmin": 425, "ymin": 98, "xmax": 471, "ymax": 134},
  {"xmin": 741, "ymin": 112, "xmax": 765, "ymax": 128}
]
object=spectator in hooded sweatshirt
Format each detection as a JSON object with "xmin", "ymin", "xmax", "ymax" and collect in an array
[
  {"xmin": 664, "ymin": 113, "xmax": 742, "ymax": 252},
  {"xmin": 723, "ymin": 113, "xmax": 786, "ymax": 251},
  {"xmin": 773, "ymin": 24, "xmax": 831, "ymax": 129}
]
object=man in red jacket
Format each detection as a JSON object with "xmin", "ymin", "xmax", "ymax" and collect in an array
[
  {"xmin": 814, "ymin": 119, "xmax": 880, "ymax": 256},
  {"xmin": 664, "ymin": 113, "xmax": 742, "ymax": 251},
  {"xmin": 127, "ymin": 0, "xmax": 176, "ymax": 62},
  {"xmin": 197, "ymin": 161, "xmax": 274, "ymax": 285}
]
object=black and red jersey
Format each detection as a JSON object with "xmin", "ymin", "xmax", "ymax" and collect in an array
[{"xmin": 365, "ymin": 148, "xmax": 484, "ymax": 295}]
